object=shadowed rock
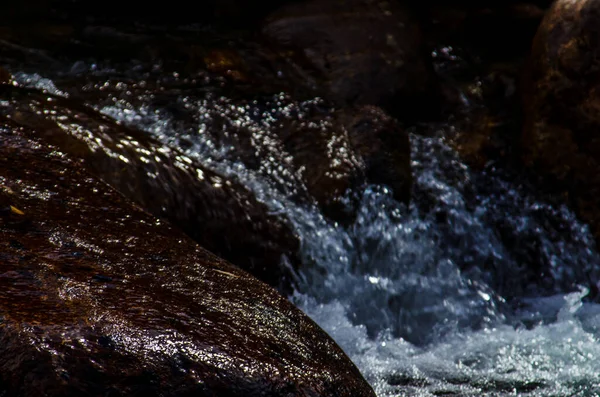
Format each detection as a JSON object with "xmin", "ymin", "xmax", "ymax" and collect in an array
[
  {"xmin": 343, "ymin": 106, "xmax": 412, "ymax": 204},
  {"xmin": 277, "ymin": 105, "xmax": 412, "ymax": 222},
  {"xmin": 0, "ymin": 84, "xmax": 300, "ymax": 292},
  {"xmin": 521, "ymin": 0, "xmax": 600, "ymax": 248},
  {"xmin": 262, "ymin": 0, "xmax": 441, "ymax": 120},
  {"xmin": 0, "ymin": 122, "xmax": 375, "ymax": 397}
]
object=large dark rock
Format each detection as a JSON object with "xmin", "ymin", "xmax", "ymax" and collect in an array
[
  {"xmin": 262, "ymin": 0, "xmax": 441, "ymax": 120},
  {"xmin": 343, "ymin": 106, "xmax": 412, "ymax": 204},
  {"xmin": 0, "ymin": 85, "xmax": 300, "ymax": 293},
  {"xmin": 277, "ymin": 105, "xmax": 412, "ymax": 222},
  {"xmin": 521, "ymin": 0, "xmax": 600, "ymax": 245},
  {"xmin": 0, "ymin": 122, "xmax": 375, "ymax": 397}
]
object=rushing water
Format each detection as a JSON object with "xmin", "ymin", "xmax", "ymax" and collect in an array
[{"xmin": 12, "ymin": 68, "xmax": 600, "ymax": 396}]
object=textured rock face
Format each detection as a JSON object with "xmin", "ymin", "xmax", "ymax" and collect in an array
[
  {"xmin": 0, "ymin": 85, "xmax": 300, "ymax": 293},
  {"xmin": 0, "ymin": 122, "xmax": 376, "ymax": 397},
  {"xmin": 262, "ymin": 0, "xmax": 441, "ymax": 120},
  {"xmin": 521, "ymin": 0, "xmax": 600, "ymax": 243}
]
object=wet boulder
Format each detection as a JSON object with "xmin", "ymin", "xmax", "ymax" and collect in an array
[
  {"xmin": 262, "ymin": 0, "xmax": 441, "ymax": 121},
  {"xmin": 343, "ymin": 106, "xmax": 412, "ymax": 204},
  {"xmin": 521, "ymin": 0, "xmax": 600, "ymax": 244},
  {"xmin": 0, "ymin": 85, "xmax": 300, "ymax": 293},
  {"xmin": 277, "ymin": 105, "xmax": 412, "ymax": 222},
  {"xmin": 0, "ymin": 122, "xmax": 376, "ymax": 397}
]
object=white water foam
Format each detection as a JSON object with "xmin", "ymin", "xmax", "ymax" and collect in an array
[{"xmin": 297, "ymin": 287, "xmax": 600, "ymax": 396}]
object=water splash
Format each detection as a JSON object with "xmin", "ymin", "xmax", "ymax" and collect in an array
[
  {"xmin": 297, "ymin": 287, "xmax": 600, "ymax": 397},
  {"xmin": 13, "ymin": 72, "xmax": 70, "ymax": 98}
]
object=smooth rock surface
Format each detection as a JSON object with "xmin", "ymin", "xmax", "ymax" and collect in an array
[{"xmin": 0, "ymin": 121, "xmax": 376, "ymax": 397}]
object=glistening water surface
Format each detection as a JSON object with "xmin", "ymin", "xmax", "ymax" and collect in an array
[{"xmin": 14, "ymin": 69, "xmax": 600, "ymax": 396}]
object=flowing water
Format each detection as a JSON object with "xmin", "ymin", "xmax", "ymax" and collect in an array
[{"xmin": 11, "ymin": 65, "xmax": 600, "ymax": 396}]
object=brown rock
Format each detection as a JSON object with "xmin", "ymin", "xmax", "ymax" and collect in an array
[
  {"xmin": 344, "ymin": 105, "xmax": 412, "ymax": 205},
  {"xmin": 521, "ymin": 0, "xmax": 600, "ymax": 243},
  {"xmin": 0, "ymin": 122, "xmax": 376, "ymax": 397},
  {"xmin": 262, "ymin": 0, "xmax": 441, "ymax": 120},
  {"xmin": 275, "ymin": 105, "xmax": 412, "ymax": 222},
  {"xmin": 0, "ymin": 85, "xmax": 300, "ymax": 293}
]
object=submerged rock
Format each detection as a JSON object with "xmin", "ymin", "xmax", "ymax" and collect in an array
[
  {"xmin": 0, "ymin": 122, "xmax": 375, "ymax": 397},
  {"xmin": 262, "ymin": 0, "xmax": 441, "ymax": 120},
  {"xmin": 522, "ymin": 0, "xmax": 600, "ymax": 247},
  {"xmin": 0, "ymin": 85, "xmax": 300, "ymax": 293}
]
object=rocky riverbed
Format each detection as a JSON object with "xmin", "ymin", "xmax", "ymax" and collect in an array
[{"xmin": 2, "ymin": 1, "xmax": 600, "ymax": 396}]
